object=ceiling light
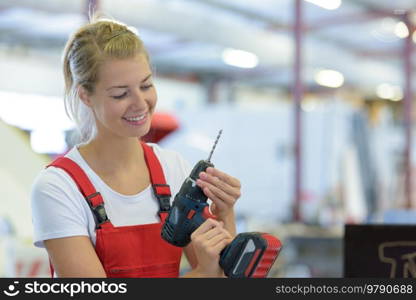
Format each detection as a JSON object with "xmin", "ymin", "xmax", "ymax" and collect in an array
[
  {"xmin": 376, "ymin": 83, "xmax": 403, "ymax": 101},
  {"xmin": 391, "ymin": 86, "xmax": 403, "ymax": 101},
  {"xmin": 304, "ymin": 0, "xmax": 342, "ymax": 10},
  {"xmin": 413, "ymin": 30, "xmax": 416, "ymax": 43},
  {"xmin": 394, "ymin": 21, "xmax": 409, "ymax": 38},
  {"xmin": 301, "ymin": 101, "xmax": 317, "ymax": 112},
  {"xmin": 314, "ymin": 69, "xmax": 344, "ymax": 88},
  {"xmin": 376, "ymin": 83, "xmax": 394, "ymax": 99},
  {"xmin": 222, "ymin": 48, "xmax": 258, "ymax": 69}
]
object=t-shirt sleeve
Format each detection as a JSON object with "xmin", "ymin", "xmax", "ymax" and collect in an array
[
  {"xmin": 30, "ymin": 167, "xmax": 90, "ymax": 248},
  {"xmin": 168, "ymin": 151, "xmax": 192, "ymax": 199},
  {"xmin": 149, "ymin": 143, "xmax": 192, "ymax": 197},
  {"xmin": 173, "ymin": 151, "xmax": 192, "ymax": 181}
]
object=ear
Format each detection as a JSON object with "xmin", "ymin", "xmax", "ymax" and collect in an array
[{"xmin": 77, "ymin": 85, "xmax": 93, "ymax": 108}]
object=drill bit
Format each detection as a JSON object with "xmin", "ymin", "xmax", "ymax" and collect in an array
[{"xmin": 207, "ymin": 129, "xmax": 222, "ymax": 162}]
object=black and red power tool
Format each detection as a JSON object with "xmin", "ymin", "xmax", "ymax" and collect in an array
[{"xmin": 161, "ymin": 130, "xmax": 282, "ymax": 278}]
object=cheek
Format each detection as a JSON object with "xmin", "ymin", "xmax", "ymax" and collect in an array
[
  {"xmin": 107, "ymin": 103, "xmax": 126, "ymax": 121},
  {"xmin": 94, "ymin": 101, "xmax": 123, "ymax": 122},
  {"xmin": 149, "ymin": 90, "xmax": 158, "ymax": 110}
]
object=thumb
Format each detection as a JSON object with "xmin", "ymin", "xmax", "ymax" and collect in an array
[{"xmin": 211, "ymin": 202, "xmax": 217, "ymax": 213}]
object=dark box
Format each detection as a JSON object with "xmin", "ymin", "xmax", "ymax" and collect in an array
[{"xmin": 344, "ymin": 224, "xmax": 416, "ymax": 278}]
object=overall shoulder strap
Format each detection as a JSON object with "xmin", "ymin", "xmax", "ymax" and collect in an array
[
  {"xmin": 46, "ymin": 157, "xmax": 111, "ymax": 278},
  {"xmin": 140, "ymin": 142, "xmax": 172, "ymax": 219},
  {"xmin": 47, "ymin": 157, "xmax": 110, "ymax": 228}
]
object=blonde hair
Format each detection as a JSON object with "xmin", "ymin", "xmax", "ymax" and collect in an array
[{"xmin": 63, "ymin": 18, "xmax": 149, "ymax": 144}]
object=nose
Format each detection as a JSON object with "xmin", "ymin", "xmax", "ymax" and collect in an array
[{"xmin": 130, "ymin": 88, "xmax": 147, "ymax": 109}]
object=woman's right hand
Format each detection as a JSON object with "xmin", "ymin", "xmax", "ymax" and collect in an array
[{"xmin": 190, "ymin": 218, "xmax": 233, "ymax": 277}]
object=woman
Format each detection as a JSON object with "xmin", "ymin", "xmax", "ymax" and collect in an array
[{"xmin": 31, "ymin": 18, "xmax": 241, "ymax": 278}]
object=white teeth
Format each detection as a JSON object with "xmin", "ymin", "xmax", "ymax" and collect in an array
[{"xmin": 125, "ymin": 114, "xmax": 146, "ymax": 122}]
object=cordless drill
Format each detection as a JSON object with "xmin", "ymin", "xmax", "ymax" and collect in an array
[{"xmin": 161, "ymin": 130, "xmax": 282, "ymax": 278}]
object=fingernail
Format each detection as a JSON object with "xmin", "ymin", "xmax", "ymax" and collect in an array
[
  {"xmin": 206, "ymin": 167, "xmax": 213, "ymax": 173},
  {"xmin": 199, "ymin": 172, "xmax": 207, "ymax": 179}
]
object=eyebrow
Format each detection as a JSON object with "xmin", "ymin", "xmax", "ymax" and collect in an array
[{"xmin": 106, "ymin": 74, "xmax": 152, "ymax": 91}]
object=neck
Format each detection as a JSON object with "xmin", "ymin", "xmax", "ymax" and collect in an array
[{"xmin": 79, "ymin": 134, "xmax": 144, "ymax": 175}]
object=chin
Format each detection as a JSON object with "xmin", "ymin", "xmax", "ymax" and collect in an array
[{"xmin": 131, "ymin": 125, "xmax": 151, "ymax": 139}]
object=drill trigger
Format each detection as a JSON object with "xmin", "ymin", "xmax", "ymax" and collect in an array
[{"xmin": 187, "ymin": 209, "xmax": 196, "ymax": 219}]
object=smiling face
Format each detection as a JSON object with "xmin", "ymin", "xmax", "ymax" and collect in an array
[{"xmin": 79, "ymin": 54, "xmax": 157, "ymax": 140}]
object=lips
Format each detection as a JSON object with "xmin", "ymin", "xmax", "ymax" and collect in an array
[
  {"xmin": 122, "ymin": 112, "xmax": 148, "ymax": 126},
  {"xmin": 123, "ymin": 114, "xmax": 146, "ymax": 122}
]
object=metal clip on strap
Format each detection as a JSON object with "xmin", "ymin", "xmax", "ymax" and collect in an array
[
  {"xmin": 152, "ymin": 184, "xmax": 171, "ymax": 212},
  {"xmin": 86, "ymin": 192, "xmax": 109, "ymax": 228},
  {"xmin": 92, "ymin": 204, "xmax": 109, "ymax": 227}
]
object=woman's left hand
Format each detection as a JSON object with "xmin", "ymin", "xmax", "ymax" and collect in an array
[{"xmin": 196, "ymin": 167, "xmax": 241, "ymax": 220}]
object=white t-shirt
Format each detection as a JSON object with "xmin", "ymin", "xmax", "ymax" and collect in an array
[{"xmin": 31, "ymin": 143, "xmax": 191, "ymax": 248}]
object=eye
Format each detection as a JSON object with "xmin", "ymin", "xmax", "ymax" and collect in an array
[
  {"xmin": 112, "ymin": 91, "xmax": 128, "ymax": 99},
  {"xmin": 141, "ymin": 84, "xmax": 153, "ymax": 91}
]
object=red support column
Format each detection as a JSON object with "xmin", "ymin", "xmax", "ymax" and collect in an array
[
  {"xmin": 293, "ymin": 0, "xmax": 303, "ymax": 222},
  {"xmin": 403, "ymin": 14, "xmax": 414, "ymax": 209}
]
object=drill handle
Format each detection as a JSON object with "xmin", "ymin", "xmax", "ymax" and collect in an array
[{"xmin": 191, "ymin": 206, "xmax": 217, "ymax": 229}]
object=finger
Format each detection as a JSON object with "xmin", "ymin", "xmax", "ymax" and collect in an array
[
  {"xmin": 198, "ymin": 172, "xmax": 240, "ymax": 199},
  {"xmin": 210, "ymin": 202, "xmax": 217, "ymax": 214},
  {"xmin": 206, "ymin": 189, "xmax": 228, "ymax": 212},
  {"xmin": 206, "ymin": 231, "xmax": 232, "ymax": 248},
  {"xmin": 206, "ymin": 167, "xmax": 241, "ymax": 188},
  {"xmin": 201, "ymin": 226, "xmax": 223, "ymax": 240},
  {"xmin": 199, "ymin": 182, "xmax": 235, "ymax": 207},
  {"xmin": 192, "ymin": 218, "xmax": 221, "ymax": 236},
  {"xmin": 212, "ymin": 237, "xmax": 233, "ymax": 253}
]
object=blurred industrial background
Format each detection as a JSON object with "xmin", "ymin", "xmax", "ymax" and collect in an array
[{"xmin": 1, "ymin": 0, "xmax": 416, "ymax": 277}]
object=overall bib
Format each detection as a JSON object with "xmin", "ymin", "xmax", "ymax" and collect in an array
[{"xmin": 47, "ymin": 142, "xmax": 182, "ymax": 277}]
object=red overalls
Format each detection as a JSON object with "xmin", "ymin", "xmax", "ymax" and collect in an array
[{"xmin": 47, "ymin": 142, "xmax": 182, "ymax": 277}]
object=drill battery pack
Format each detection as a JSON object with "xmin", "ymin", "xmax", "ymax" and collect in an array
[{"xmin": 219, "ymin": 232, "xmax": 282, "ymax": 278}]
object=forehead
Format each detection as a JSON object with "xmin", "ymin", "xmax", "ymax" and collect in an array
[{"xmin": 97, "ymin": 54, "xmax": 151, "ymax": 86}]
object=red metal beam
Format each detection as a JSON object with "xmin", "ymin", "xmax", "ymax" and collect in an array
[
  {"xmin": 267, "ymin": 9, "xmax": 399, "ymax": 32},
  {"xmin": 293, "ymin": 0, "xmax": 303, "ymax": 222},
  {"xmin": 353, "ymin": 48, "xmax": 400, "ymax": 59},
  {"xmin": 403, "ymin": 13, "xmax": 414, "ymax": 209},
  {"xmin": 306, "ymin": 11, "xmax": 397, "ymax": 32}
]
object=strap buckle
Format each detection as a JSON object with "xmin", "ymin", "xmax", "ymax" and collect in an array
[
  {"xmin": 86, "ymin": 192, "xmax": 109, "ymax": 228},
  {"xmin": 152, "ymin": 184, "xmax": 171, "ymax": 212},
  {"xmin": 157, "ymin": 195, "xmax": 171, "ymax": 213},
  {"xmin": 91, "ymin": 203, "xmax": 109, "ymax": 227}
]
